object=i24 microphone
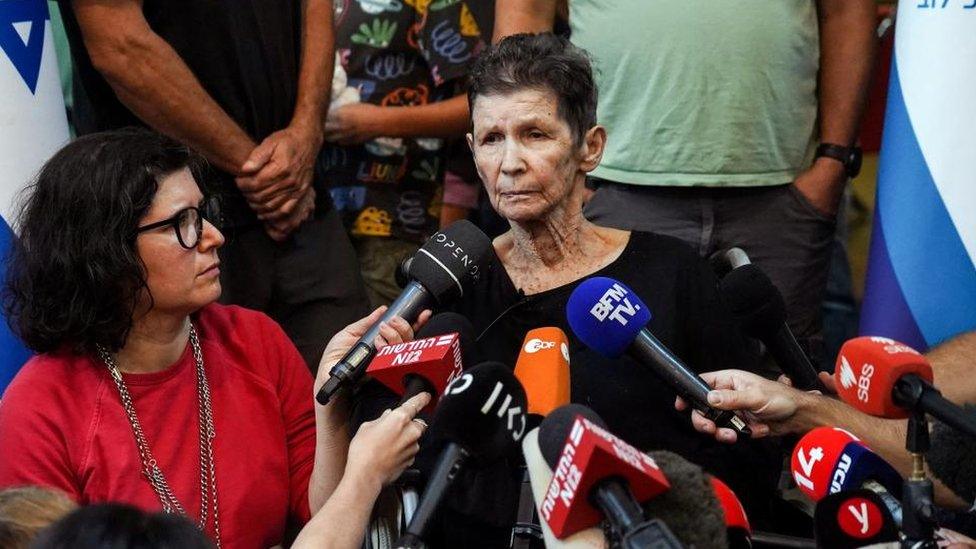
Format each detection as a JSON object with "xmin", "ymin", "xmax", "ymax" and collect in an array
[
  {"xmin": 397, "ymin": 362, "xmax": 527, "ymax": 548},
  {"xmin": 834, "ymin": 336, "xmax": 976, "ymax": 437},
  {"xmin": 718, "ymin": 263, "xmax": 824, "ymax": 391},
  {"xmin": 790, "ymin": 426, "xmax": 903, "ymax": 524},
  {"xmin": 317, "ymin": 220, "xmax": 492, "ymax": 405},
  {"xmin": 566, "ymin": 276, "xmax": 750, "ymax": 437},
  {"xmin": 537, "ymin": 404, "xmax": 671, "ymax": 545}
]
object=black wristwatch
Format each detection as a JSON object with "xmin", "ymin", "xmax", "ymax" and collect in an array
[{"xmin": 816, "ymin": 143, "xmax": 863, "ymax": 178}]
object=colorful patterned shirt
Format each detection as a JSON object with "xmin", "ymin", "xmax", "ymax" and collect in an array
[{"xmin": 321, "ymin": 0, "xmax": 485, "ymax": 242}]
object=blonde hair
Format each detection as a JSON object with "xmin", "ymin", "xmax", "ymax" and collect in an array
[{"xmin": 0, "ymin": 486, "xmax": 77, "ymax": 549}]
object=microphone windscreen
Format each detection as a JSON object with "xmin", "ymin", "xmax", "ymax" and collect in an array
[
  {"xmin": 537, "ymin": 404, "xmax": 608, "ymax": 469},
  {"xmin": 415, "ymin": 311, "xmax": 477, "ymax": 366},
  {"xmin": 566, "ymin": 277, "xmax": 652, "ymax": 358},
  {"xmin": 428, "ymin": 361, "xmax": 527, "ymax": 462},
  {"xmin": 834, "ymin": 336, "xmax": 933, "ymax": 419},
  {"xmin": 717, "ymin": 263, "xmax": 786, "ymax": 338},
  {"xmin": 515, "ymin": 327, "xmax": 571, "ymax": 419},
  {"xmin": 642, "ymin": 451, "xmax": 729, "ymax": 549},
  {"xmin": 408, "ymin": 220, "xmax": 493, "ymax": 303},
  {"xmin": 813, "ymin": 489, "xmax": 900, "ymax": 548},
  {"xmin": 928, "ymin": 404, "xmax": 976, "ymax": 505}
]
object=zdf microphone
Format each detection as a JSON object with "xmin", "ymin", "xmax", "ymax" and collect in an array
[
  {"xmin": 317, "ymin": 220, "xmax": 492, "ymax": 405},
  {"xmin": 515, "ymin": 327, "xmax": 572, "ymax": 426},
  {"xmin": 835, "ymin": 336, "xmax": 976, "ymax": 437},
  {"xmin": 566, "ymin": 276, "xmax": 750, "ymax": 437},
  {"xmin": 790, "ymin": 427, "xmax": 903, "ymax": 523}
]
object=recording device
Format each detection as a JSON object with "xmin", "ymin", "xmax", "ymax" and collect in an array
[
  {"xmin": 834, "ymin": 336, "xmax": 976, "ymax": 437},
  {"xmin": 790, "ymin": 426, "xmax": 903, "ymax": 524},
  {"xmin": 927, "ymin": 406, "xmax": 976, "ymax": 506},
  {"xmin": 317, "ymin": 220, "xmax": 492, "ymax": 405},
  {"xmin": 397, "ymin": 362, "xmax": 527, "ymax": 548},
  {"xmin": 566, "ymin": 276, "xmax": 751, "ymax": 437},
  {"xmin": 512, "ymin": 327, "xmax": 573, "ymax": 548},
  {"xmin": 365, "ymin": 312, "xmax": 475, "ymax": 411},
  {"xmin": 537, "ymin": 404, "xmax": 671, "ymax": 546},
  {"xmin": 718, "ymin": 263, "xmax": 824, "ymax": 391},
  {"xmin": 813, "ymin": 489, "xmax": 900, "ymax": 549}
]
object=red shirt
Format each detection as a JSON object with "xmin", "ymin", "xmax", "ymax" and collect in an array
[{"xmin": 0, "ymin": 304, "xmax": 316, "ymax": 548}]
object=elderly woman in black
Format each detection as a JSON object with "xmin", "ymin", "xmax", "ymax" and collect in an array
[{"xmin": 428, "ymin": 33, "xmax": 784, "ymax": 545}]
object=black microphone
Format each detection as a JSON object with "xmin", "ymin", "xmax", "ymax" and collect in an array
[
  {"xmin": 317, "ymin": 220, "xmax": 492, "ymax": 405},
  {"xmin": 928, "ymin": 405, "xmax": 976, "ymax": 506},
  {"xmin": 718, "ymin": 263, "xmax": 825, "ymax": 391},
  {"xmin": 396, "ymin": 362, "xmax": 528, "ymax": 548},
  {"xmin": 709, "ymin": 246, "xmax": 753, "ymax": 279},
  {"xmin": 566, "ymin": 276, "xmax": 751, "ymax": 436}
]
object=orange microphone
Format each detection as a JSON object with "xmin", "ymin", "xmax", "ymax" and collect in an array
[{"xmin": 515, "ymin": 327, "xmax": 572, "ymax": 425}]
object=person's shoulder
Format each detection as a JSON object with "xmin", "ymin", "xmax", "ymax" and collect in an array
[
  {"xmin": 1, "ymin": 351, "xmax": 101, "ymax": 424},
  {"xmin": 195, "ymin": 303, "xmax": 297, "ymax": 376},
  {"xmin": 197, "ymin": 303, "xmax": 278, "ymax": 334}
]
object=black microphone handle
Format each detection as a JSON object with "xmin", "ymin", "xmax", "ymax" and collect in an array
[
  {"xmin": 620, "ymin": 519, "xmax": 685, "ymax": 549},
  {"xmin": 589, "ymin": 478, "xmax": 647, "ymax": 537},
  {"xmin": 400, "ymin": 442, "xmax": 470, "ymax": 543},
  {"xmin": 316, "ymin": 282, "xmax": 434, "ymax": 405},
  {"xmin": 765, "ymin": 324, "xmax": 824, "ymax": 391},
  {"xmin": 895, "ymin": 375, "xmax": 976, "ymax": 438},
  {"xmin": 631, "ymin": 330, "xmax": 751, "ymax": 436},
  {"xmin": 398, "ymin": 374, "xmax": 436, "ymax": 407}
]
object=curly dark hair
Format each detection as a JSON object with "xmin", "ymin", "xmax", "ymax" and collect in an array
[
  {"xmin": 2, "ymin": 128, "xmax": 204, "ymax": 354},
  {"xmin": 30, "ymin": 503, "xmax": 213, "ymax": 549},
  {"xmin": 467, "ymin": 33, "xmax": 598, "ymax": 145}
]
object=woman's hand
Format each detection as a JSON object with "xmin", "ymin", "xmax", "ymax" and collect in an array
[
  {"xmin": 344, "ymin": 392, "xmax": 431, "ymax": 492},
  {"xmin": 314, "ymin": 306, "xmax": 432, "ymax": 397}
]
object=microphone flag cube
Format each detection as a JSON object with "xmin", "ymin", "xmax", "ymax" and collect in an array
[
  {"xmin": 834, "ymin": 336, "xmax": 933, "ymax": 419},
  {"xmin": 367, "ymin": 332, "xmax": 463, "ymax": 408}
]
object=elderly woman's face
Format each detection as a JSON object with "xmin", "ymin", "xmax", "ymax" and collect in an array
[
  {"xmin": 135, "ymin": 168, "xmax": 224, "ymax": 316},
  {"xmin": 469, "ymin": 89, "xmax": 586, "ymax": 223}
]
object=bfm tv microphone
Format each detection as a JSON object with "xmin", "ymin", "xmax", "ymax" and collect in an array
[
  {"xmin": 718, "ymin": 263, "xmax": 824, "ymax": 391},
  {"xmin": 566, "ymin": 276, "xmax": 751, "ymax": 436},
  {"xmin": 834, "ymin": 336, "xmax": 976, "ymax": 437},
  {"xmin": 927, "ymin": 405, "xmax": 976, "ymax": 507},
  {"xmin": 791, "ymin": 427, "xmax": 903, "ymax": 523},
  {"xmin": 365, "ymin": 312, "xmax": 475, "ymax": 411},
  {"xmin": 317, "ymin": 220, "xmax": 492, "ymax": 405},
  {"xmin": 537, "ymin": 404, "xmax": 672, "ymax": 546},
  {"xmin": 515, "ymin": 327, "xmax": 572, "ymax": 427},
  {"xmin": 396, "ymin": 362, "xmax": 527, "ymax": 548},
  {"xmin": 813, "ymin": 489, "xmax": 900, "ymax": 549}
]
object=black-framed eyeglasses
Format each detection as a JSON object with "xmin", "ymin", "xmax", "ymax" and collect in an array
[{"xmin": 134, "ymin": 199, "xmax": 221, "ymax": 250}]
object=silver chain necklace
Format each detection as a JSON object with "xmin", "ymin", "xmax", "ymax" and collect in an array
[{"xmin": 97, "ymin": 324, "xmax": 221, "ymax": 548}]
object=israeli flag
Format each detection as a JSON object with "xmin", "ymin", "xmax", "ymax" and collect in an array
[
  {"xmin": 0, "ymin": 0, "xmax": 69, "ymax": 392},
  {"xmin": 860, "ymin": 1, "xmax": 976, "ymax": 351}
]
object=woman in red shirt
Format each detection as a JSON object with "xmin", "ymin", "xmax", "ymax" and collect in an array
[{"xmin": 0, "ymin": 128, "xmax": 428, "ymax": 548}]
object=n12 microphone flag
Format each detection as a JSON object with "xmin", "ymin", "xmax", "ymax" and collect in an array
[
  {"xmin": 860, "ymin": 2, "xmax": 976, "ymax": 351},
  {"xmin": 0, "ymin": 0, "xmax": 69, "ymax": 393}
]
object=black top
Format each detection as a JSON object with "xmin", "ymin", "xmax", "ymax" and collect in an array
[
  {"xmin": 58, "ymin": 0, "xmax": 306, "ymax": 225},
  {"xmin": 429, "ymin": 231, "xmax": 782, "ymax": 546}
]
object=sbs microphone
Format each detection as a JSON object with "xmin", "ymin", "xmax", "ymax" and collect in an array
[
  {"xmin": 927, "ymin": 405, "xmax": 976, "ymax": 506},
  {"xmin": 515, "ymin": 327, "xmax": 572, "ymax": 428},
  {"xmin": 397, "ymin": 362, "xmax": 527, "ymax": 548},
  {"xmin": 537, "ymin": 404, "xmax": 671, "ymax": 544},
  {"xmin": 566, "ymin": 276, "xmax": 750, "ymax": 436},
  {"xmin": 813, "ymin": 489, "xmax": 900, "ymax": 549},
  {"xmin": 718, "ymin": 263, "xmax": 824, "ymax": 391},
  {"xmin": 317, "ymin": 220, "xmax": 492, "ymax": 405},
  {"xmin": 790, "ymin": 427, "xmax": 903, "ymax": 523},
  {"xmin": 365, "ymin": 312, "xmax": 475, "ymax": 411},
  {"xmin": 835, "ymin": 337, "xmax": 976, "ymax": 437}
]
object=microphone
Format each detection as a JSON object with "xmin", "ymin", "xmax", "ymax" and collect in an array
[
  {"xmin": 515, "ymin": 327, "xmax": 572, "ymax": 427},
  {"xmin": 566, "ymin": 276, "xmax": 751, "ymax": 436},
  {"xmin": 317, "ymin": 220, "xmax": 492, "ymax": 405},
  {"xmin": 813, "ymin": 489, "xmax": 900, "ymax": 548},
  {"xmin": 537, "ymin": 404, "xmax": 671, "ymax": 545},
  {"xmin": 709, "ymin": 246, "xmax": 753, "ymax": 279},
  {"xmin": 834, "ymin": 337, "xmax": 976, "ymax": 437},
  {"xmin": 718, "ymin": 263, "xmax": 824, "ymax": 390},
  {"xmin": 927, "ymin": 406, "xmax": 976, "ymax": 506},
  {"xmin": 365, "ymin": 312, "xmax": 475, "ymax": 411},
  {"xmin": 397, "ymin": 362, "xmax": 528, "ymax": 548},
  {"xmin": 710, "ymin": 476, "xmax": 753, "ymax": 549},
  {"xmin": 790, "ymin": 426, "xmax": 903, "ymax": 523}
]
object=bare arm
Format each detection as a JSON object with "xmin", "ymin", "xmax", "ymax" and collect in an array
[
  {"xmin": 929, "ymin": 331, "xmax": 976, "ymax": 405},
  {"xmin": 324, "ymin": 95, "xmax": 470, "ymax": 145},
  {"xmin": 492, "ymin": 0, "xmax": 557, "ymax": 42},
  {"xmin": 292, "ymin": 0, "xmax": 335, "ymax": 135},
  {"xmin": 71, "ymin": 0, "xmax": 255, "ymax": 174}
]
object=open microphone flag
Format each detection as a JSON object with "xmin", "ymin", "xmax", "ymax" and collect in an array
[
  {"xmin": 860, "ymin": 2, "xmax": 976, "ymax": 351},
  {"xmin": 0, "ymin": 0, "xmax": 69, "ymax": 393}
]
